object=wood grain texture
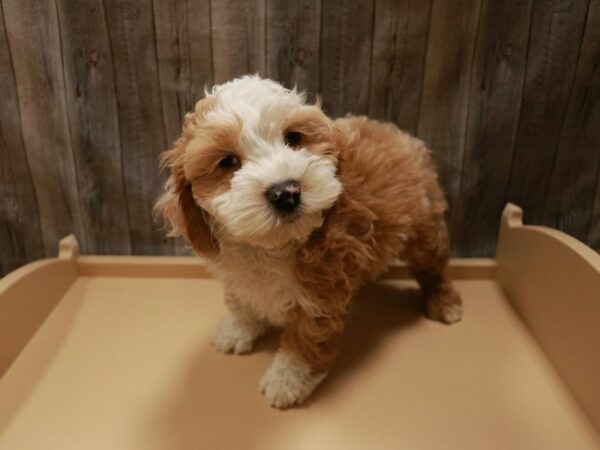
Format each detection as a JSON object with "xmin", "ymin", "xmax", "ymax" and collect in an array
[
  {"xmin": 1, "ymin": 1, "xmax": 600, "ymax": 274},
  {"xmin": 266, "ymin": 0, "xmax": 321, "ymax": 93},
  {"xmin": 103, "ymin": 0, "xmax": 171, "ymax": 255},
  {"xmin": 211, "ymin": 0, "xmax": 267, "ymax": 83},
  {"xmin": 579, "ymin": 2, "xmax": 600, "ymax": 252},
  {"xmin": 56, "ymin": 0, "xmax": 131, "ymax": 255},
  {"xmin": 2, "ymin": 0, "xmax": 85, "ymax": 256},
  {"xmin": 152, "ymin": 0, "xmax": 212, "ymax": 256},
  {"xmin": 545, "ymin": 0, "xmax": 600, "ymax": 245},
  {"xmin": 417, "ymin": 0, "xmax": 482, "ymax": 246},
  {"xmin": 368, "ymin": 0, "xmax": 432, "ymax": 135},
  {"xmin": 320, "ymin": 0, "xmax": 375, "ymax": 117},
  {"xmin": 506, "ymin": 0, "xmax": 589, "ymax": 225},
  {"xmin": 453, "ymin": 0, "xmax": 533, "ymax": 256},
  {"xmin": 0, "ymin": 2, "xmax": 44, "ymax": 274},
  {"xmin": 153, "ymin": 0, "xmax": 213, "ymax": 145}
]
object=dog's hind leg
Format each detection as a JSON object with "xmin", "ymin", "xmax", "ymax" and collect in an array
[{"xmin": 405, "ymin": 218, "xmax": 462, "ymax": 324}]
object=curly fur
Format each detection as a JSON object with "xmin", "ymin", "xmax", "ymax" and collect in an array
[{"xmin": 155, "ymin": 75, "xmax": 462, "ymax": 408}]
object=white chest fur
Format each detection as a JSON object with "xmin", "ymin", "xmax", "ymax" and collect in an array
[{"xmin": 211, "ymin": 243, "xmax": 306, "ymax": 326}]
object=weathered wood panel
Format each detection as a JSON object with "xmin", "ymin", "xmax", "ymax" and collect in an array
[
  {"xmin": 56, "ymin": 0, "xmax": 132, "ymax": 255},
  {"xmin": 2, "ymin": 0, "xmax": 85, "ymax": 256},
  {"xmin": 153, "ymin": 0, "xmax": 213, "ymax": 145},
  {"xmin": 266, "ymin": 0, "xmax": 321, "ymax": 93},
  {"xmin": 368, "ymin": 0, "xmax": 431, "ymax": 135},
  {"xmin": 211, "ymin": 0, "xmax": 266, "ymax": 83},
  {"xmin": 506, "ymin": 0, "xmax": 589, "ymax": 225},
  {"xmin": 545, "ymin": 0, "xmax": 600, "ymax": 245},
  {"xmin": 417, "ymin": 0, "xmax": 482, "ymax": 246},
  {"xmin": 320, "ymin": 0, "xmax": 375, "ymax": 116},
  {"xmin": 103, "ymin": 0, "xmax": 170, "ymax": 255},
  {"xmin": 580, "ymin": 1, "xmax": 600, "ymax": 252},
  {"xmin": 0, "ymin": 2, "xmax": 44, "ymax": 274},
  {"xmin": 453, "ymin": 0, "xmax": 533, "ymax": 256},
  {"xmin": 153, "ymin": 0, "xmax": 212, "ymax": 255},
  {"xmin": 1, "ymin": 0, "xmax": 600, "ymax": 274}
]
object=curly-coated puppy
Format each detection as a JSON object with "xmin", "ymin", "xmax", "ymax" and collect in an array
[{"xmin": 155, "ymin": 75, "xmax": 462, "ymax": 408}]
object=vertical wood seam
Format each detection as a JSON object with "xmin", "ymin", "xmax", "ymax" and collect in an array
[
  {"xmin": 120, "ymin": 2, "xmax": 141, "ymax": 250},
  {"xmin": 150, "ymin": 0, "xmax": 169, "ymax": 143},
  {"xmin": 264, "ymin": 0, "xmax": 268, "ymax": 76},
  {"xmin": 318, "ymin": 0, "xmax": 324, "ymax": 93},
  {"xmin": 52, "ymin": 0, "xmax": 88, "ymax": 250},
  {"xmin": 399, "ymin": 3, "xmax": 411, "ymax": 124},
  {"xmin": 148, "ymin": 4, "xmax": 170, "ymax": 144},
  {"xmin": 365, "ymin": 0, "xmax": 377, "ymax": 112},
  {"xmin": 316, "ymin": 0, "xmax": 321, "ymax": 94},
  {"xmin": 455, "ymin": 0, "xmax": 484, "ymax": 228},
  {"xmin": 245, "ymin": 2, "xmax": 251, "ymax": 72},
  {"xmin": 102, "ymin": 0, "xmax": 134, "ymax": 250},
  {"xmin": 149, "ymin": 0, "xmax": 174, "ymax": 255},
  {"xmin": 208, "ymin": 0, "xmax": 215, "ymax": 85},
  {"xmin": 502, "ymin": 0, "xmax": 536, "ymax": 211},
  {"xmin": 415, "ymin": 0, "xmax": 434, "ymax": 136},
  {"xmin": 185, "ymin": 0, "xmax": 193, "ymax": 92}
]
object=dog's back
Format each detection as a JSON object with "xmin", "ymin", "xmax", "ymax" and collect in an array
[{"xmin": 330, "ymin": 116, "xmax": 448, "ymax": 268}]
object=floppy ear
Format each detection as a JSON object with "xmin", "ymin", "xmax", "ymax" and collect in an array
[{"xmin": 154, "ymin": 103, "xmax": 219, "ymax": 257}]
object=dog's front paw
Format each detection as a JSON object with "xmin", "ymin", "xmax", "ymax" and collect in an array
[
  {"xmin": 426, "ymin": 289, "xmax": 463, "ymax": 324},
  {"xmin": 211, "ymin": 316, "xmax": 265, "ymax": 354},
  {"xmin": 259, "ymin": 351, "xmax": 326, "ymax": 409}
]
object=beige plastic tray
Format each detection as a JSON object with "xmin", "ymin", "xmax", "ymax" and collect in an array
[{"xmin": 1, "ymin": 204, "xmax": 599, "ymax": 450}]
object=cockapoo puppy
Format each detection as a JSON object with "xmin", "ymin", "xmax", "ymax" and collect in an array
[{"xmin": 155, "ymin": 75, "xmax": 462, "ymax": 408}]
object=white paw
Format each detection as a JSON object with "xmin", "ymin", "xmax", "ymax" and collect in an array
[
  {"xmin": 259, "ymin": 351, "xmax": 326, "ymax": 409},
  {"xmin": 427, "ymin": 301, "xmax": 462, "ymax": 324},
  {"xmin": 211, "ymin": 316, "xmax": 265, "ymax": 354}
]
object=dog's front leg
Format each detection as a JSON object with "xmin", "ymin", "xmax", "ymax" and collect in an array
[
  {"xmin": 211, "ymin": 291, "xmax": 267, "ymax": 354},
  {"xmin": 260, "ymin": 306, "xmax": 347, "ymax": 408}
]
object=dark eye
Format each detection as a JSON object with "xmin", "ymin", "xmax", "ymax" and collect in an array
[
  {"xmin": 284, "ymin": 131, "xmax": 302, "ymax": 148},
  {"xmin": 218, "ymin": 154, "xmax": 239, "ymax": 169}
]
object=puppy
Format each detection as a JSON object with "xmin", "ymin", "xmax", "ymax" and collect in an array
[{"xmin": 155, "ymin": 75, "xmax": 462, "ymax": 408}]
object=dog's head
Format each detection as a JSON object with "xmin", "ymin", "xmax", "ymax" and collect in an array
[{"xmin": 155, "ymin": 75, "xmax": 342, "ymax": 254}]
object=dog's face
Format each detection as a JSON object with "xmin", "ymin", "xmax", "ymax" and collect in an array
[{"xmin": 156, "ymin": 76, "xmax": 342, "ymax": 252}]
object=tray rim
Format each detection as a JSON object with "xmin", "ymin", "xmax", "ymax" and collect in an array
[{"xmin": 2, "ymin": 203, "xmax": 598, "ymax": 285}]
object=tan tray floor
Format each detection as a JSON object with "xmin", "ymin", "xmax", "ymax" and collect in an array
[{"xmin": 1, "ymin": 205, "xmax": 599, "ymax": 449}]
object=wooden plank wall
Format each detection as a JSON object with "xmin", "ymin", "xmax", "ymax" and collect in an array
[{"xmin": 0, "ymin": 0, "xmax": 599, "ymax": 274}]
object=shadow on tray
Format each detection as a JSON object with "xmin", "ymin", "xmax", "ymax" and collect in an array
[{"xmin": 152, "ymin": 281, "xmax": 423, "ymax": 450}]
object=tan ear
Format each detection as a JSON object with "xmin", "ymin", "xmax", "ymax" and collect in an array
[
  {"xmin": 174, "ymin": 174, "xmax": 218, "ymax": 256},
  {"xmin": 154, "ymin": 116, "xmax": 219, "ymax": 257}
]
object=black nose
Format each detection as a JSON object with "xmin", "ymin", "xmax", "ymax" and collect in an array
[{"xmin": 266, "ymin": 180, "xmax": 301, "ymax": 213}]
